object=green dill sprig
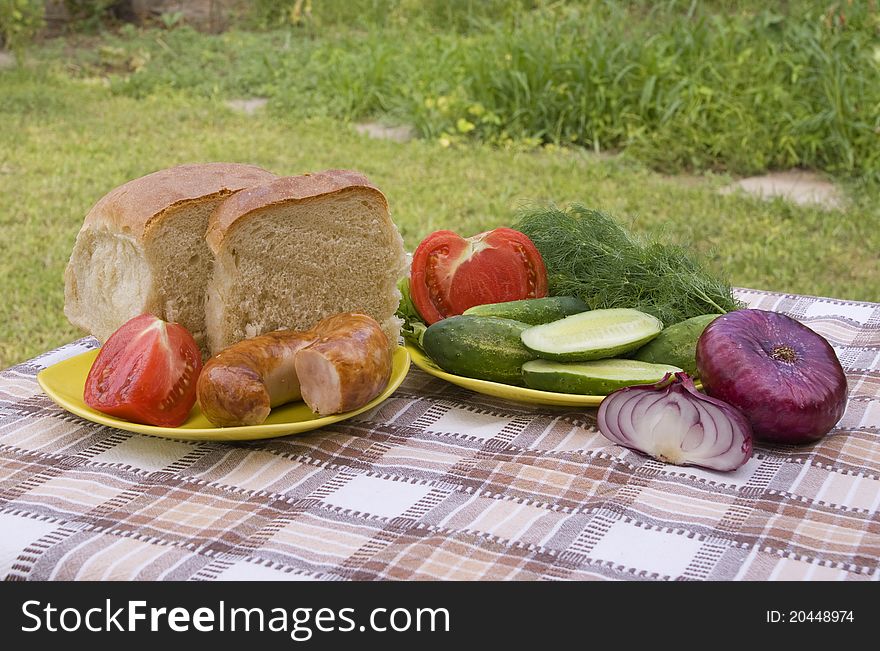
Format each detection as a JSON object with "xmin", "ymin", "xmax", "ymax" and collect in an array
[{"xmin": 514, "ymin": 204, "xmax": 741, "ymax": 326}]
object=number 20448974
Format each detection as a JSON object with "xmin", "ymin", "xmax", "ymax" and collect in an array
[{"xmin": 766, "ymin": 611, "xmax": 854, "ymax": 623}]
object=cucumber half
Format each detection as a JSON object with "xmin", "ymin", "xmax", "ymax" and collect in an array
[
  {"xmin": 521, "ymin": 308, "xmax": 663, "ymax": 361},
  {"xmin": 628, "ymin": 313, "xmax": 721, "ymax": 376},
  {"xmin": 522, "ymin": 358, "xmax": 682, "ymax": 395},
  {"xmin": 422, "ymin": 315, "xmax": 535, "ymax": 385}
]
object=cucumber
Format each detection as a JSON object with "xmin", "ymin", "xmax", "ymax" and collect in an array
[
  {"xmin": 628, "ymin": 313, "xmax": 721, "ymax": 376},
  {"xmin": 522, "ymin": 358, "xmax": 682, "ymax": 395},
  {"xmin": 463, "ymin": 296, "xmax": 589, "ymax": 325},
  {"xmin": 521, "ymin": 308, "xmax": 663, "ymax": 361},
  {"xmin": 422, "ymin": 315, "xmax": 536, "ymax": 385}
]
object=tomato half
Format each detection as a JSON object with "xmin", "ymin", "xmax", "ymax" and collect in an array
[
  {"xmin": 409, "ymin": 227, "xmax": 548, "ymax": 324},
  {"xmin": 84, "ymin": 314, "xmax": 202, "ymax": 427}
]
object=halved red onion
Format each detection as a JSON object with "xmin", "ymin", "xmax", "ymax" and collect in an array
[{"xmin": 597, "ymin": 373, "xmax": 753, "ymax": 472}]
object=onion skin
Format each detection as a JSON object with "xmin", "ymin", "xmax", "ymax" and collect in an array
[
  {"xmin": 597, "ymin": 373, "xmax": 753, "ymax": 472},
  {"xmin": 696, "ymin": 309, "xmax": 847, "ymax": 444}
]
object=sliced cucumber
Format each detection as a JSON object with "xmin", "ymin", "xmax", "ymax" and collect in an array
[
  {"xmin": 521, "ymin": 308, "xmax": 663, "ymax": 361},
  {"xmin": 522, "ymin": 358, "xmax": 682, "ymax": 395},
  {"xmin": 463, "ymin": 296, "xmax": 589, "ymax": 325}
]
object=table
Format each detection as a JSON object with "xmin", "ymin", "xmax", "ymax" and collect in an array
[{"xmin": 1, "ymin": 289, "xmax": 878, "ymax": 581}]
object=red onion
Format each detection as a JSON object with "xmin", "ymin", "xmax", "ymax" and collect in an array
[
  {"xmin": 597, "ymin": 373, "xmax": 753, "ymax": 472},
  {"xmin": 696, "ymin": 309, "xmax": 847, "ymax": 444}
]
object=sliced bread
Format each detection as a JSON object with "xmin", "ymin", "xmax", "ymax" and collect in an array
[
  {"xmin": 64, "ymin": 163, "xmax": 277, "ymax": 352},
  {"xmin": 204, "ymin": 169, "xmax": 407, "ymax": 355}
]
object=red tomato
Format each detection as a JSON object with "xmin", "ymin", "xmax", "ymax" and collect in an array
[
  {"xmin": 409, "ymin": 227, "xmax": 548, "ymax": 324},
  {"xmin": 84, "ymin": 314, "xmax": 202, "ymax": 428}
]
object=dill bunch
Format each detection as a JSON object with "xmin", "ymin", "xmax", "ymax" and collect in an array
[{"xmin": 514, "ymin": 204, "xmax": 741, "ymax": 326}]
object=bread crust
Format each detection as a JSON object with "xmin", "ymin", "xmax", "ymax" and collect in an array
[
  {"xmin": 83, "ymin": 162, "xmax": 277, "ymax": 239},
  {"xmin": 205, "ymin": 169, "xmax": 389, "ymax": 254}
]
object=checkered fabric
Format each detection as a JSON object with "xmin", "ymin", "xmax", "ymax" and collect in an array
[{"xmin": 1, "ymin": 289, "xmax": 878, "ymax": 581}]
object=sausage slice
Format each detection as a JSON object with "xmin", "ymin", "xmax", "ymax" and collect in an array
[{"xmin": 296, "ymin": 313, "xmax": 392, "ymax": 416}]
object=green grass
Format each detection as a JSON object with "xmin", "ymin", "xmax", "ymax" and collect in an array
[
  {"xmin": 1, "ymin": 4, "xmax": 879, "ymax": 368},
  {"xmin": 32, "ymin": 1, "xmax": 880, "ymax": 181}
]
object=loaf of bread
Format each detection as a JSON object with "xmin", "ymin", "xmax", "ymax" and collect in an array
[
  {"xmin": 204, "ymin": 169, "xmax": 407, "ymax": 355},
  {"xmin": 64, "ymin": 163, "xmax": 277, "ymax": 352},
  {"xmin": 65, "ymin": 165, "xmax": 407, "ymax": 359}
]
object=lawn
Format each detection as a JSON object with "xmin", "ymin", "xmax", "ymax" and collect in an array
[{"xmin": 1, "ymin": 1, "xmax": 878, "ymax": 368}]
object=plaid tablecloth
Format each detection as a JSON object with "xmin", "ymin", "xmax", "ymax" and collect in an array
[{"xmin": 1, "ymin": 288, "xmax": 878, "ymax": 581}]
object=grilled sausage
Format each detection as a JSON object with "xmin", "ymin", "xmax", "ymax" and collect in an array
[
  {"xmin": 296, "ymin": 313, "xmax": 392, "ymax": 416},
  {"xmin": 197, "ymin": 330, "xmax": 316, "ymax": 427},
  {"xmin": 197, "ymin": 313, "xmax": 392, "ymax": 426}
]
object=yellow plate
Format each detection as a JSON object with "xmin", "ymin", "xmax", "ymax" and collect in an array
[
  {"xmin": 407, "ymin": 343, "xmax": 606, "ymax": 407},
  {"xmin": 407, "ymin": 344, "xmax": 701, "ymax": 408},
  {"xmin": 37, "ymin": 346, "xmax": 411, "ymax": 441}
]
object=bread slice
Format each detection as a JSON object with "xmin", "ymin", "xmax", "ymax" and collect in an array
[
  {"xmin": 64, "ymin": 163, "xmax": 277, "ymax": 353},
  {"xmin": 204, "ymin": 169, "xmax": 407, "ymax": 355}
]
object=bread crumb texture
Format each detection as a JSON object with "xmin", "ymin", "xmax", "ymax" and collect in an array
[
  {"xmin": 206, "ymin": 184, "xmax": 407, "ymax": 354},
  {"xmin": 64, "ymin": 226, "xmax": 155, "ymax": 342}
]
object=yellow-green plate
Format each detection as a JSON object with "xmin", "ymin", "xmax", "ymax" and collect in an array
[
  {"xmin": 37, "ymin": 346, "xmax": 411, "ymax": 441},
  {"xmin": 407, "ymin": 344, "xmax": 701, "ymax": 408},
  {"xmin": 407, "ymin": 343, "xmax": 606, "ymax": 407}
]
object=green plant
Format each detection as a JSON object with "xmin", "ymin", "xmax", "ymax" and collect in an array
[
  {"xmin": 248, "ymin": 0, "xmax": 313, "ymax": 28},
  {"xmin": 63, "ymin": 0, "xmax": 115, "ymax": 31},
  {"xmin": 159, "ymin": 11, "xmax": 184, "ymax": 30},
  {"xmin": 246, "ymin": 0, "xmax": 535, "ymax": 31},
  {"xmin": 0, "ymin": 0, "xmax": 44, "ymax": 60},
  {"xmin": 513, "ymin": 205, "xmax": 741, "ymax": 325}
]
